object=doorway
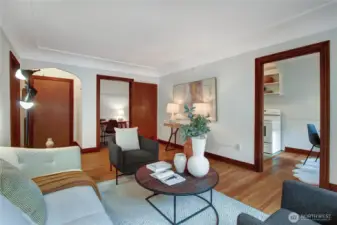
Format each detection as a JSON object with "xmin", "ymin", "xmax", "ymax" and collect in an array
[
  {"xmin": 96, "ymin": 75, "xmax": 133, "ymax": 150},
  {"xmin": 96, "ymin": 75, "xmax": 158, "ymax": 151},
  {"xmin": 29, "ymin": 76, "xmax": 74, "ymax": 148},
  {"xmin": 254, "ymin": 41, "xmax": 330, "ymax": 189}
]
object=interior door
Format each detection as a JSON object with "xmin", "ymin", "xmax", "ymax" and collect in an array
[
  {"xmin": 131, "ymin": 82, "xmax": 157, "ymax": 139},
  {"xmin": 29, "ymin": 76, "xmax": 73, "ymax": 148}
]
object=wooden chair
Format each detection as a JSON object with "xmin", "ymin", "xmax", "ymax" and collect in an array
[{"xmin": 102, "ymin": 120, "xmax": 118, "ymax": 145}]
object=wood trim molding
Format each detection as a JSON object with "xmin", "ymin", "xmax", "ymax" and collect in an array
[
  {"xmin": 96, "ymin": 75, "xmax": 134, "ymax": 150},
  {"xmin": 81, "ymin": 147, "xmax": 99, "ymax": 154},
  {"xmin": 330, "ymin": 183, "xmax": 337, "ymax": 192},
  {"xmin": 157, "ymin": 139, "xmax": 184, "ymax": 149},
  {"xmin": 205, "ymin": 152, "xmax": 256, "ymax": 171},
  {"xmin": 96, "ymin": 74, "xmax": 134, "ymax": 83},
  {"xmin": 284, "ymin": 147, "xmax": 319, "ymax": 157},
  {"xmin": 29, "ymin": 76, "xmax": 74, "ymax": 147},
  {"xmin": 9, "ymin": 51, "xmax": 21, "ymax": 147},
  {"xmin": 71, "ymin": 141, "xmax": 82, "ymax": 150},
  {"xmin": 254, "ymin": 41, "xmax": 330, "ymax": 189}
]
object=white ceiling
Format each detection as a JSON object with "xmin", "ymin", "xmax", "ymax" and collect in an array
[{"xmin": 2, "ymin": 0, "xmax": 337, "ymax": 77}]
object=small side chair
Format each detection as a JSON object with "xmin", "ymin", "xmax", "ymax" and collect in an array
[
  {"xmin": 304, "ymin": 124, "xmax": 320, "ymax": 165},
  {"xmin": 108, "ymin": 134, "xmax": 159, "ymax": 185}
]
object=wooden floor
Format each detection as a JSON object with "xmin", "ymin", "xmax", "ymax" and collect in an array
[{"xmin": 82, "ymin": 144, "xmax": 305, "ymax": 214}]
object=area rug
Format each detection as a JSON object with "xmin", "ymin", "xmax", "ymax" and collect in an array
[
  {"xmin": 97, "ymin": 176, "xmax": 268, "ymax": 225},
  {"xmin": 293, "ymin": 158, "xmax": 319, "ymax": 185}
]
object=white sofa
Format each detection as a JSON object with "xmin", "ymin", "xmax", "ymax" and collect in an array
[{"xmin": 0, "ymin": 146, "xmax": 113, "ymax": 225}]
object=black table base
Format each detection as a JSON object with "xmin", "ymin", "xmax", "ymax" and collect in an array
[{"xmin": 146, "ymin": 189, "xmax": 219, "ymax": 225}]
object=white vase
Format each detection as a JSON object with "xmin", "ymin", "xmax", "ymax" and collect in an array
[
  {"xmin": 187, "ymin": 136, "xmax": 210, "ymax": 177},
  {"xmin": 174, "ymin": 153, "xmax": 187, "ymax": 173},
  {"xmin": 45, "ymin": 138, "xmax": 54, "ymax": 148}
]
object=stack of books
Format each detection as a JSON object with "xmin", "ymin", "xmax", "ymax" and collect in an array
[{"xmin": 147, "ymin": 161, "xmax": 186, "ymax": 186}]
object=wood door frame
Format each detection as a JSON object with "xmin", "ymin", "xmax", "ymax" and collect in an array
[
  {"xmin": 96, "ymin": 75, "xmax": 134, "ymax": 151},
  {"xmin": 9, "ymin": 51, "xmax": 21, "ymax": 147},
  {"xmin": 29, "ymin": 76, "xmax": 74, "ymax": 147},
  {"xmin": 254, "ymin": 41, "xmax": 330, "ymax": 189}
]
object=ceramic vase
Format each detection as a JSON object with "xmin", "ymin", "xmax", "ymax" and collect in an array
[
  {"xmin": 46, "ymin": 138, "xmax": 54, "ymax": 148},
  {"xmin": 187, "ymin": 136, "xmax": 210, "ymax": 177},
  {"xmin": 174, "ymin": 153, "xmax": 187, "ymax": 173}
]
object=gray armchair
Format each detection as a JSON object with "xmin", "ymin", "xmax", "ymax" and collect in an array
[
  {"xmin": 108, "ymin": 134, "xmax": 159, "ymax": 185},
  {"xmin": 237, "ymin": 180, "xmax": 337, "ymax": 225}
]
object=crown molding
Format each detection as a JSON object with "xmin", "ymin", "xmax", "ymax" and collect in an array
[
  {"xmin": 20, "ymin": 48, "xmax": 160, "ymax": 77},
  {"xmin": 37, "ymin": 46, "xmax": 157, "ymax": 70}
]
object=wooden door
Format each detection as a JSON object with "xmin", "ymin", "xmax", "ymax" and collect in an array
[
  {"xmin": 131, "ymin": 82, "xmax": 157, "ymax": 139},
  {"xmin": 29, "ymin": 77, "xmax": 73, "ymax": 148}
]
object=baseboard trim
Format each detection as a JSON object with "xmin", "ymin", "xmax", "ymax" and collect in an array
[
  {"xmin": 330, "ymin": 183, "xmax": 337, "ymax": 192},
  {"xmin": 81, "ymin": 147, "xmax": 100, "ymax": 153},
  {"xmin": 284, "ymin": 147, "xmax": 319, "ymax": 157},
  {"xmin": 205, "ymin": 152, "xmax": 255, "ymax": 171},
  {"xmin": 157, "ymin": 139, "xmax": 184, "ymax": 149}
]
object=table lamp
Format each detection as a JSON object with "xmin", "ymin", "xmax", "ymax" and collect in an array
[
  {"xmin": 117, "ymin": 109, "xmax": 125, "ymax": 121},
  {"xmin": 166, "ymin": 103, "xmax": 179, "ymax": 121}
]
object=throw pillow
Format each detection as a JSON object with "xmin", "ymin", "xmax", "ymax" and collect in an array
[
  {"xmin": 0, "ymin": 159, "xmax": 46, "ymax": 225},
  {"xmin": 115, "ymin": 127, "xmax": 140, "ymax": 151}
]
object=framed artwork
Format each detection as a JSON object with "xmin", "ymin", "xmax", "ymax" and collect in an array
[{"xmin": 173, "ymin": 77, "xmax": 217, "ymax": 121}]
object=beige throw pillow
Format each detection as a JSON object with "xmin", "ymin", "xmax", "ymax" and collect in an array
[
  {"xmin": 0, "ymin": 159, "xmax": 46, "ymax": 225},
  {"xmin": 115, "ymin": 127, "xmax": 140, "ymax": 151}
]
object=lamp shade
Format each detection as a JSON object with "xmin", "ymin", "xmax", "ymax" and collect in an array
[
  {"xmin": 118, "ymin": 109, "xmax": 125, "ymax": 116},
  {"xmin": 193, "ymin": 103, "xmax": 211, "ymax": 116},
  {"xmin": 20, "ymin": 86, "xmax": 37, "ymax": 110},
  {"xmin": 166, "ymin": 103, "xmax": 179, "ymax": 113},
  {"xmin": 15, "ymin": 69, "xmax": 36, "ymax": 81},
  {"xmin": 15, "ymin": 69, "xmax": 27, "ymax": 80}
]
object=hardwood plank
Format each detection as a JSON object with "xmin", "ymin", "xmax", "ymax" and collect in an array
[{"xmin": 81, "ymin": 145, "xmax": 305, "ymax": 214}]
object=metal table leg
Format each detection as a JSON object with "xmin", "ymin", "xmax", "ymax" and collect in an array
[
  {"xmin": 165, "ymin": 127, "xmax": 179, "ymax": 151},
  {"xmin": 146, "ymin": 190, "xmax": 219, "ymax": 225}
]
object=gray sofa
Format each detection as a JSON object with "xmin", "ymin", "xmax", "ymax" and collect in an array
[
  {"xmin": 108, "ymin": 134, "xmax": 159, "ymax": 185},
  {"xmin": 237, "ymin": 180, "xmax": 337, "ymax": 225}
]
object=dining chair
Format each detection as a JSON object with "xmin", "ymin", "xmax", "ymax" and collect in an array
[
  {"xmin": 304, "ymin": 124, "xmax": 320, "ymax": 165},
  {"xmin": 102, "ymin": 120, "xmax": 119, "ymax": 145}
]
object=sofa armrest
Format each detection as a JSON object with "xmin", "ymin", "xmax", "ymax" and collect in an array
[
  {"xmin": 14, "ymin": 146, "xmax": 81, "ymax": 178},
  {"xmin": 139, "ymin": 136, "xmax": 159, "ymax": 160},
  {"xmin": 108, "ymin": 141, "xmax": 123, "ymax": 169},
  {"xmin": 237, "ymin": 213, "xmax": 264, "ymax": 225},
  {"xmin": 281, "ymin": 180, "xmax": 337, "ymax": 224}
]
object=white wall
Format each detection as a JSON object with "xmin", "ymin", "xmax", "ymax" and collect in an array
[
  {"xmin": 20, "ymin": 58, "xmax": 159, "ymax": 149},
  {"xmin": 32, "ymin": 68, "xmax": 82, "ymax": 146},
  {"xmin": 265, "ymin": 54, "xmax": 320, "ymax": 151},
  {"xmin": 100, "ymin": 80, "xmax": 129, "ymax": 121},
  {"xmin": 0, "ymin": 28, "xmax": 18, "ymax": 146},
  {"xmin": 159, "ymin": 28, "xmax": 337, "ymax": 185}
]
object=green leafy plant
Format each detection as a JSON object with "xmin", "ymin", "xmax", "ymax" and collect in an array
[{"xmin": 180, "ymin": 104, "xmax": 211, "ymax": 141}]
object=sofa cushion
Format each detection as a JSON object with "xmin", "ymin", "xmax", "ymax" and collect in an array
[
  {"xmin": 0, "ymin": 159, "xmax": 46, "ymax": 225},
  {"xmin": 123, "ymin": 150, "xmax": 156, "ymax": 165},
  {"xmin": 44, "ymin": 186, "xmax": 113, "ymax": 225},
  {"xmin": 265, "ymin": 209, "xmax": 319, "ymax": 225},
  {"xmin": 0, "ymin": 195, "xmax": 32, "ymax": 225}
]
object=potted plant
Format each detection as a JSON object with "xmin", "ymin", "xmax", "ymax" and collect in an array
[{"xmin": 181, "ymin": 104, "xmax": 211, "ymax": 177}]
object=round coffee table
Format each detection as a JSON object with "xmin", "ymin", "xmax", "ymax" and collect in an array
[{"xmin": 135, "ymin": 164, "xmax": 219, "ymax": 225}]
